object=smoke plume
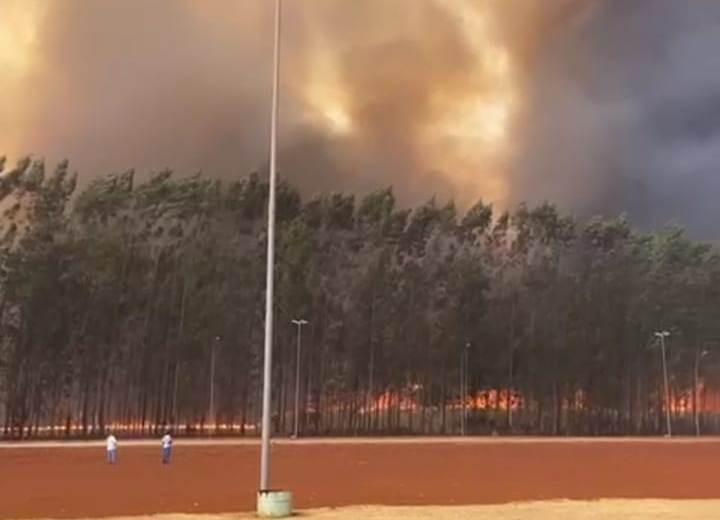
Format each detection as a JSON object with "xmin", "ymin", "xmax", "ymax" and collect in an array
[
  {"xmin": 1, "ymin": 0, "xmax": 719, "ymax": 235},
  {"xmin": 511, "ymin": 0, "xmax": 720, "ymax": 236}
]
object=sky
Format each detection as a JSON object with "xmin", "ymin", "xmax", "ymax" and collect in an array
[{"xmin": 1, "ymin": 0, "xmax": 720, "ymax": 236}]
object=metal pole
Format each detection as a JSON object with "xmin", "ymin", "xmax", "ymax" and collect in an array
[
  {"xmin": 459, "ymin": 346, "xmax": 464, "ymax": 436},
  {"xmin": 694, "ymin": 349, "xmax": 700, "ymax": 436},
  {"xmin": 659, "ymin": 334, "xmax": 672, "ymax": 437},
  {"xmin": 260, "ymin": 0, "xmax": 281, "ymax": 492},
  {"xmin": 294, "ymin": 324, "xmax": 301, "ymax": 438},
  {"xmin": 209, "ymin": 344, "xmax": 215, "ymax": 427},
  {"xmin": 209, "ymin": 336, "xmax": 219, "ymax": 430},
  {"xmin": 292, "ymin": 319, "xmax": 307, "ymax": 438},
  {"xmin": 694, "ymin": 349, "xmax": 707, "ymax": 437},
  {"xmin": 464, "ymin": 342, "xmax": 470, "ymax": 435},
  {"xmin": 172, "ymin": 363, "xmax": 179, "ymax": 430}
]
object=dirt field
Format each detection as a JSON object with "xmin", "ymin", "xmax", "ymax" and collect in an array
[
  {"xmin": 30, "ymin": 501, "xmax": 720, "ymax": 520},
  {"xmin": 4, "ymin": 438, "xmax": 720, "ymax": 519}
]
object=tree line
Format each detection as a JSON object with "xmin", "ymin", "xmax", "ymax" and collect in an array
[{"xmin": 2, "ymin": 157, "xmax": 720, "ymax": 439}]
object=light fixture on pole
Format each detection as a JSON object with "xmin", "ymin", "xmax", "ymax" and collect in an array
[
  {"xmin": 257, "ymin": 0, "xmax": 293, "ymax": 516},
  {"xmin": 460, "ymin": 342, "xmax": 470, "ymax": 436},
  {"xmin": 694, "ymin": 348, "xmax": 709, "ymax": 437},
  {"xmin": 209, "ymin": 335, "xmax": 220, "ymax": 431},
  {"xmin": 654, "ymin": 331, "xmax": 672, "ymax": 437},
  {"xmin": 291, "ymin": 319, "xmax": 308, "ymax": 439}
]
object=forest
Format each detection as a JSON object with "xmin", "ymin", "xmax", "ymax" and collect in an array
[{"xmin": 2, "ymin": 157, "xmax": 720, "ymax": 439}]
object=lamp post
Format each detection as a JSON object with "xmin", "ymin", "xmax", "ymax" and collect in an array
[
  {"xmin": 259, "ymin": 0, "xmax": 281, "ymax": 494},
  {"xmin": 460, "ymin": 342, "xmax": 470, "ymax": 436},
  {"xmin": 257, "ymin": 0, "xmax": 293, "ymax": 515},
  {"xmin": 209, "ymin": 335, "xmax": 220, "ymax": 431},
  {"xmin": 291, "ymin": 319, "xmax": 308, "ymax": 439},
  {"xmin": 694, "ymin": 348, "xmax": 709, "ymax": 436},
  {"xmin": 654, "ymin": 331, "xmax": 672, "ymax": 437}
]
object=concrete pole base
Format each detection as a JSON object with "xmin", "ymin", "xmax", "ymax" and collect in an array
[{"xmin": 257, "ymin": 490, "xmax": 293, "ymax": 517}]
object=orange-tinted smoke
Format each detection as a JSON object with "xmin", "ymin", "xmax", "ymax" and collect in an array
[{"xmin": 1, "ymin": 0, "xmax": 589, "ymax": 209}]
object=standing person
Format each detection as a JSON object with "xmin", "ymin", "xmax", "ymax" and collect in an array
[
  {"xmin": 106, "ymin": 433, "xmax": 118, "ymax": 465},
  {"xmin": 161, "ymin": 431, "xmax": 173, "ymax": 465}
]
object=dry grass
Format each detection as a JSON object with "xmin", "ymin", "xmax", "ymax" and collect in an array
[{"xmin": 40, "ymin": 500, "xmax": 720, "ymax": 520}]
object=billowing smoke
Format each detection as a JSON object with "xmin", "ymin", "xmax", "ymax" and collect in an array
[
  {"xmin": 1, "ymin": 0, "xmax": 519, "ymax": 206},
  {"xmin": 2, "ymin": 0, "xmax": 719, "ymax": 235},
  {"xmin": 511, "ymin": 0, "xmax": 720, "ymax": 236}
]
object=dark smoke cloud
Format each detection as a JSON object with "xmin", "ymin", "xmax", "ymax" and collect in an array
[
  {"xmin": 511, "ymin": 0, "xmax": 720, "ymax": 237},
  {"xmin": 5, "ymin": 0, "xmax": 720, "ymax": 236}
]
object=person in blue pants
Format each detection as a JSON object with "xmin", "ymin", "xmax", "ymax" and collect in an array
[
  {"xmin": 106, "ymin": 433, "xmax": 118, "ymax": 464},
  {"xmin": 161, "ymin": 431, "xmax": 173, "ymax": 464}
]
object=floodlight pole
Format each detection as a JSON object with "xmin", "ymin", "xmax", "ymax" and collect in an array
[
  {"xmin": 260, "ymin": 0, "xmax": 281, "ymax": 492},
  {"xmin": 459, "ymin": 345, "xmax": 464, "ymax": 436},
  {"xmin": 460, "ymin": 342, "xmax": 470, "ymax": 436},
  {"xmin": 291, "ymin": 319, "xmax": 308, "ymax": 438},
  {"xmin": 464, "ymin": 342, "xmax": 470, "ymax": 435},
  {"xmin": 209, "ymin": 335, "xmax": 220, "ymax": 430},
  {"xmin": 694, "ymin": 348, "xmax": 708, "ymax": 436},
  {"xmin": 655, "ymin": 331, "xmax": 672, "ymax": 437}
]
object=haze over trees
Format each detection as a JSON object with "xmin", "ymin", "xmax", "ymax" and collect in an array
[{"xmin": 2, "ymin": 157, "xmax": 720, "ymax": 438}]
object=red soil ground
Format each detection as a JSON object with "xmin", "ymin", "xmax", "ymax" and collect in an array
[{"xmin": 2, "ymin": 438, "xmax": 720, "ymax": 518}]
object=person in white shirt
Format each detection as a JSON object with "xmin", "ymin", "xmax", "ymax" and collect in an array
[
  {"xmin": 106, "ymin": 433, "xmax": 118, "ymax": 464},
  {"xmin": 161, "ymin": 431, "xmax": 173, "ymax": 464}
]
